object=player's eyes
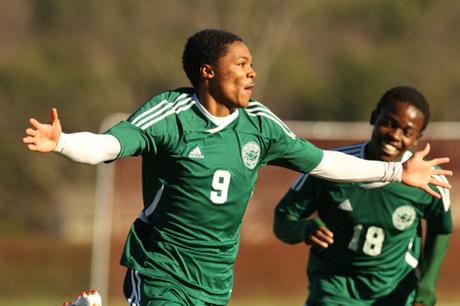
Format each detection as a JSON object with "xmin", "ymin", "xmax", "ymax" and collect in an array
[
  {"xmin": 404, "ymin": 130, "xmax": 414, "ymax": 137},
  {"xmin": 382, "ymin": 120, "xmax": 393, "ymax": 127}
]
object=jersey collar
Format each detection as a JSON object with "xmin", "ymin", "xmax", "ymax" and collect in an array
[{"xmin": 192, "ymin": 94, "xmax": 240, "ymax": 134}]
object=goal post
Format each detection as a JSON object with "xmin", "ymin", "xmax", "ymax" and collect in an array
[{"xmin": 90, "ymin": 113, "xmax": 128, "ymax": 303}]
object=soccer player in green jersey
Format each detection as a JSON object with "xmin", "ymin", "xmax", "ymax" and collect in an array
[
  {"xmin": 24, "ymin": 29, "xmax": 451, "ymax": 306},
  {"xmin": 274, "ymin": 86, "xmax": 452, "ymax": 306}
]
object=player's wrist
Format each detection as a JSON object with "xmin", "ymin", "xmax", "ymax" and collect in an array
[
  {"xmin": 304, "ymin": 218, "xmax": 325, "ymax": 244},
  {"xmin": 54, "ymin": 132, "xmax": 66, "ymax": 153},
  {"xmin": 415, "ymin": 283, "xmax": 436, "ymax": 306},
  {"xmin": 385, "ymin": 161, "xmax": 402, "ymax": 182}
]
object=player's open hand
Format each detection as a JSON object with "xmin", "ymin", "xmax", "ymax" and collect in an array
[
  {"xmin": 306, "ymin": 226, "xmax": 334, "ymax": 249},
  {"xmin": 402, "ymin": 143, "xmax": 452, "ymax": 198},
  {"xmin": 23, "ymin": 108, "xmax": 62, "ymax": 153}
]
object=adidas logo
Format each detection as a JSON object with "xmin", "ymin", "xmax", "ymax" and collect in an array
[
  {"xmin": 189, "ymin": 146, "xmax": 204, "ymax": 159},
  {"xmin": 338, "ymin": 199, "xmax": 353, "ymax": 211}
]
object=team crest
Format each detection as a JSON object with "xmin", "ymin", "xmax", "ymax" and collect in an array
[
  {"xmin": 392, "ymin": 205, "xmax": 416, "ymax": 230},
  {"xmin": 241, "ymin": 142, "xmax": 260, "ymax": 170}
]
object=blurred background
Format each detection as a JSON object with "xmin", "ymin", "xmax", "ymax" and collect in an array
[{"xmin": 1, "ymin": 0, "xmax": 459, "ymax": 305}]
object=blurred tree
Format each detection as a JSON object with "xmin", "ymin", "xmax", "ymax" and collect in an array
[{"xmin": 1, "ymin": 0, "xmax": 459, "ymax": 234}]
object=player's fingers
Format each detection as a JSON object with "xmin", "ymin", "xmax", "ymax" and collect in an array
[
  {"xmin": 316, "ymin": 232, "xmax": 334, "ymax": 245},
  {"xmin": 421, "ymin": 143, "xmax": 430, "ymax": 157},
  {"xmin": 51, "ymin": 108, "xmax": 59, "ymax": 123},
  {"xmin": 317, "ymin": 228, "xmax": 334, "ymax": 243},
  {"xmin": 23, "ymin": 136, "xmax": 36, "ymax": 144},
  {"xmin": 421, "ymin": 184, "xmax": 441, "ymax": 199},
  {"xmin": 318, "ymin": 226, "xmax": 334, "ymax": 237},
  {"xmin": 27, "ymin": 144, "xmax": 38, "ymax": 151},
  {"xmin": 310, "ymin": 236, "xmax": 329, "ymax": 249},
  {"xmin": 429, "ymin": 177, "xmax": 451, "ymax": 189},
  {"xmin": 429, "ymin": 157, "xmax": 450, "ymax": 167},
  {"xmin": 25, "ymin": 128, "xmax": 37, "ymax": 136},
  {"xmin": 414, "ymin": 143, "xmax": 430, "ymax": 159},
  {"xmin": 29, "ymin": 118, "xmax": 42, "ymax": 129},
  {"xmin": 431, "ymin": 168, "xmax": 453, "ymax": 176}
]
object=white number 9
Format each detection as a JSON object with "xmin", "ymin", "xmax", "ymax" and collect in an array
[{"xmin": 210, "ymin": 170, "xmax": 231, "ymax": 204}]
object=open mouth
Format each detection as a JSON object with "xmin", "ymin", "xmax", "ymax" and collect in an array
[
  {"xmin": 381, "ymin": 142, "xmax": 400, "ymax": 155},
  {"xmin": 244, "ymin": 84, "xmax": 255, "ymax": 94}
]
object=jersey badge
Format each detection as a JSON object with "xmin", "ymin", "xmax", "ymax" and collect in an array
[
  {"xmin": 241, "ymin": 142, "xmax": 260, "ymax": 170},
  {"xmin": 189, "ymin": 146, "xmax": 204, "ymax": 159},
  {"xmin": 338, "ymin": 199, "xmax": 353, "ymax": 211},
  {"xmin": 392, "ymin": 205, "xmax": 416, "ymax": 230}
]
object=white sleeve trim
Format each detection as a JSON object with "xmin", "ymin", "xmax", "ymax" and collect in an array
[
  {"xmin": 310, "ymin": 150, "xmax": 402, "ymax": 183},
  {"xmin": 432, "ymin": 174, "xmax": 451, "ymax": 211},
  {"xmin": 54, "ymin": 132, "xmax": 121, "ymax": 165}
]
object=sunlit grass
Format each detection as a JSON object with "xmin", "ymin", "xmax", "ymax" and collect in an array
[{"xmin": 2, "ymin": 294, "xmax": 459, "ymax": 306}]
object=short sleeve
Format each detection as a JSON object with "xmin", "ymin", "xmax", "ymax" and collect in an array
[
  {"xmin": 424, "ymin": 179, "xmax": 453, "ymax": 234},
  {"xmin": 105, "ymin": 120, "xmax": 156, "ymax": 159},
  {"xmin": 267, "ymin": 137, "xmax": 324, "ymax": 173}
]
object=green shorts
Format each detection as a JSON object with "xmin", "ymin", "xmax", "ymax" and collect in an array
[
  {"xmin": 123, "ymin": 268, "xmax": 222, "ymax": 306},
  {"xmin": 306, "ymin": 264, "xmax": 417, "ymax": 306}
]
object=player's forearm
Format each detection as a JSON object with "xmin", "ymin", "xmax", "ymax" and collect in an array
[
  {"xmin": 54, "ymin": 132, "xmax": 121, "ymax": 164},
  {"xmin": 310, "ymin": 150, "xmax": 402, "ymax": 182},
  {"xmin": 273, "ymin": 215, "xmax": 308, "ymax": 244},
  {"xmin": 415, "ymin": 233, "xmax": 450, "ymax": 306}
]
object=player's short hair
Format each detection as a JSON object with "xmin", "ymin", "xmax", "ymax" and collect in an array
[
  {"xmin": 182, "ymin": 29, "xmax": 243, "ymax": 89},
  {"xmin": 376, "ymin": 86, "xmax": 430, "ymax": 131}
]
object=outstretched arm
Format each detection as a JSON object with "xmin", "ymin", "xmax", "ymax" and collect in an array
[
  {"xmin": 310, "ymin": 144, "xmax": 451, "ymax": 198},
  {"xmin": 23, "ymin": 108, "xmax": 121, "ymax": 164}
]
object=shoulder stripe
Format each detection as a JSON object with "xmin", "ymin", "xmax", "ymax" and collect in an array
[
  {"xmin": 134, "ymin": 103, "xmax": 172, "ymax": 128},
  {"xmin": 174, "ymin": 100, "xmax": 195, "ymax": 113},
  {"xmin": 139, "ymin": 109, "xmax": 175, "ymax": 130},
  {"xmin": 432, "ymin": 174, "xmax": 451, "ymax": 211},
  {"xmin": 131, "ymin": 97, "xmax": 195, "ymax": 130},
  {"xmin": 139, "ymin": 100, "xmax": 195, "ymax": 130},
  {"xmin": 130, "ymin": 93, "xmax": 193, "ymax": 126},
  {"xmin": 248, "ymin": 102, "xmax": 293, "ymax": 131},
  {"xmin": 334, "ymin": 143, "xmax": 364, "ymax": 157},
  {"xmin": 247, "ymin": 111, "xmax": 296, "ymax": 139},
  {"xmin": 172, "ymin": 93, "xmax": 191, "ymax": 103},
  {"xmin": 172, "ymin": 97, "xmax": 194, "ymax": 112},
  {"xmin": 291, "ymin": 173, "xmax": 309, "ymax": 191},
  {"xmin": 246, "ymin": 102, "xmax": 296, "ymax": 139},
  {"xmin": 131, "ymin": 100, "xmax": 169, "ymax": 125}
]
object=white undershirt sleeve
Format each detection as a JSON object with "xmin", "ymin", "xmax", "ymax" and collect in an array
[
  {"xmin": 54, "ymin": 132, "xmax": 121, "ymax": 165},
  {"xmin": 310, "ymin": 150, "xmax": 402, "ymax": 183}
]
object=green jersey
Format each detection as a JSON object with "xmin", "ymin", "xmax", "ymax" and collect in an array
[
  {"xmin": 274, "ymin": 142, "xmax": 452, "ymax": 304},
  {"xmin": 105, "ymin": 87, "xmax": 323, "ymax": 305}
]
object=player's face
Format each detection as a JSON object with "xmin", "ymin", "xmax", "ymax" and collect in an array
[
  {"xmin": 368, "ymin": 100, "xmax": 425, "ymax": 162},
  {"xmin": 209, "ymin": 41, "xmax": 256, "ymax": 110}
]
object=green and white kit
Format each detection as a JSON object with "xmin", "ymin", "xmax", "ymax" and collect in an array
[{"xmin": 106, "ymin": 87, "xmax": 323, "ymax": 305}]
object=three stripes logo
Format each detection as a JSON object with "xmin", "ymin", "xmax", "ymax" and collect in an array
[
  {"xmin": 338, "ymin": 199, "xmax": 353, "ymax": 211},
  {"xmin": 189, "ymin": 146, "xmax": 204, "ymax": 159}
]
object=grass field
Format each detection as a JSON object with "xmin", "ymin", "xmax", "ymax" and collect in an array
[{"xmin": 2, "ymin": 295, "xmax": 460, "ymax": 306}]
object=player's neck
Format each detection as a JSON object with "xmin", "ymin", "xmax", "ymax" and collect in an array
[{"xmin": 196, "ymin": 88, "xmax": 235, "ymax": 117}]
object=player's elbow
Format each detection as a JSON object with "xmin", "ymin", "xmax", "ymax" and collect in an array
[{"xmin": 273, "ymin": 222, "xmax": 302, "ymax": 245}]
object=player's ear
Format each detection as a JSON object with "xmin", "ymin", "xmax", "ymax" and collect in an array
[
  {"xmin": 200, "ymin": 64, "xmax": 215, "ymax": 79},
  {"xmin": 370, "ymin": 110, "xmax": 378, "ymax": 125}
]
